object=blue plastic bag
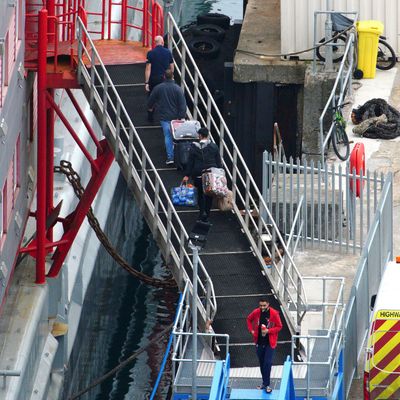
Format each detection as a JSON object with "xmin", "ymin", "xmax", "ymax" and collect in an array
[{"xmin": 171, "ymin": 183, "xmax": 197, "ymax": 207}]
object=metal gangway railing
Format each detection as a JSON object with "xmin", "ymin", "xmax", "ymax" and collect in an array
[
  {"xmin": 75, "ymin": 17, "xmax": 217, "ymax": 326},
  {"xmin": 292, "ymin": 276, "xmax": 346, "ymax": 399},
  {"xmin": 312, "ymin": 11, "xmax": 358, "ymax": 163},
  {"xmin": 166, "ymin": 13, "xmax": 308, "ymax": 334},
  {"xmin": 171, "ymin": 281, "xmax": 229, "ymax": 393},
  {"xmin": 263, "ymin": 152, "xmax": 386, "ymax": 254}
]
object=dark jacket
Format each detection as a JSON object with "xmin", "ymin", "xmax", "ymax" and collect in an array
[
  {"xmin": 147, "ymin": 79, "xmax": 186, "ymax": 121},
  {"xmin": 146, "ymin": 45, "xmax": 173, "ymax": 79},
  {"xmin": 184, "ymin": 140, "xmax": 222, "ymax": 178},
  {"xmin": 246, "ymin": 306, "xmax": 282, "ymax": 348}
]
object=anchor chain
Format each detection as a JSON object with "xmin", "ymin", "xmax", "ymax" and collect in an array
[{"xmin": 54, "ymin": 160, "xmax": 176, "ymax": 288}]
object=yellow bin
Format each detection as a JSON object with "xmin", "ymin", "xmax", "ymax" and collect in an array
[{"xmin": 357, "ymin": 20, "xmax": 384, "ymax": 78}]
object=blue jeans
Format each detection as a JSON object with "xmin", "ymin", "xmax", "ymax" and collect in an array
[
  {"xmin": 256, "ymin": 344, "xmax": 274, "ymax": 387},
  {"xmin": 160, "ymin": 120, "xmax": 174, "ymax": 161}
]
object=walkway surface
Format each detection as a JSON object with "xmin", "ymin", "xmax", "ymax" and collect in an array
[{"xmin": 100, "ymin": 62, "xmax": 294, "ymax": 370}]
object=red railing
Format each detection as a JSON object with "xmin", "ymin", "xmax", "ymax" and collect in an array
[{"xmin": 25, "ymin": 0, "xmax": 164, "ymax": 65}]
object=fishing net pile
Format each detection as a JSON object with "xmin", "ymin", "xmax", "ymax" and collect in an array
[{"xmin": 352, "ymin": 98, "xmax": 400, "ymax": 139}]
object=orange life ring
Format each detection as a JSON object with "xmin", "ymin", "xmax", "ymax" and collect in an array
[{"xmin": 349, "ymin": 143, "xmax": 365, "ymax": 198}]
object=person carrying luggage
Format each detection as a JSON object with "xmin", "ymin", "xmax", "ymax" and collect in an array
[
  {"xmin": 183, "ymin": 128, "xmax": 222, "ymax": 223},
  {"xmin": 147, "ymin": 69, "xmax": 187, "ymax": 165}
]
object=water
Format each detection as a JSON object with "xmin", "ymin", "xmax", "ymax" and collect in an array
[
  {"xmin": 68, "ymin": 1, "xmax": 243, "ymax": 399},
  {"xmin": 65, "ymin": 176, "xmax": 178, "ymax": 400},
  {"xmin": 179, "ymin": 0, "xmax": 243, "ymax": 26}
]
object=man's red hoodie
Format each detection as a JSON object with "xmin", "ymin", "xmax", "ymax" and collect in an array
[{"xmin": 246, "ymin": 306, "xmax": 282, "ymax": 348}]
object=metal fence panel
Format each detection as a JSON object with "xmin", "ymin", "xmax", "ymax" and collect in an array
[
  {"xmin": 343, "ymin": 174, "xmax": 393, "ymax": 397},
  {"xmin": 262, "ymin": 153, "xmax": 385, "ymax": 254}
]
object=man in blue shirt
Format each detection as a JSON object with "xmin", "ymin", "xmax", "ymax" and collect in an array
[
  {"xmin": 145, "ymin": 36, "xmax": 174, "ymax": 122},
  {"xmin": 148, "ymin": 69, "xmax": 186, "ymax": 165}
]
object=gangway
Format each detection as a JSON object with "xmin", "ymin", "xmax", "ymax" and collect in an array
[
  {"xmin": 73, "ymin": 8, "xmax": 308, "ymax": 397},
  {"xmin": 75, "ymin": 7, "xmax": 302, "ymax": 362}
]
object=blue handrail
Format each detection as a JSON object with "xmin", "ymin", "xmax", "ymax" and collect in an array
[
  {"xmin": 278, "ymin": 356, "xmax": 296, "ymax": 400},
  {"xmin": 149, "ymin": 293, "xmax": 183, "ymax": 400},
  {"xmin": 209, "ymin": 353, "xmax": 230, "ymax": 400}
]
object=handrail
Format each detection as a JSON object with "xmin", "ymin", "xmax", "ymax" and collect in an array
[
  {"xmin": 171, "ymin": 281, "xmax": 230, "ymax": 390},
  {"xmin": 209, "ymin": 355, "xmax": 230, "ymax": 400},
  {"xmin": 166, "ymin": 13, "xmax": 307, "ymax": 331},
  {"xmin": 291, "ymin": 276, "xmax": 345, "ymax": 397},
  {"xmin": 76, "ymin": 18, "xmax": 217, "ymax": 323},
  {"xmin": 278, "ymin": 357, "xmax": 296, "ymax": 400},
  {"xmin": 279, "ymin": 195, "xmax": 304, "ymax": 307},
  {"xmin": 319, "ymin": 31, "xmax": 355, "ymax": 163},
  {"xmin": 286, "ymin": 195, "xmax": 304, "ymax": 253}
]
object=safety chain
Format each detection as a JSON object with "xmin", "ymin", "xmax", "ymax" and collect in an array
[{"xmin": 54, "ymin": 160, "xmax": 176, "ymax": 288}]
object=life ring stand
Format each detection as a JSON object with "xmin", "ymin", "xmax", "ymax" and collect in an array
[{"xmin": 349, "ymin": 142, "xmax": 365, "ymax": 198}]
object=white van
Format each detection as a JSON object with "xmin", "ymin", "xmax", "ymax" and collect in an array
[{"xmin": 363, "ymin": 260, "xmax": 400, "ymax": 399}]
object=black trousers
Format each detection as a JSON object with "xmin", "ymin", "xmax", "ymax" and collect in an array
[
  {"xmin": 149, "ymin": 75, "xmax": 164, "ymax": 92},
  {"xmin": 194, "ymin": 177, "xmax": 212, "ymax": 218}
]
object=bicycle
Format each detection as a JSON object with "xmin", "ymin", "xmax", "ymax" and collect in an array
[
  {"xmin": 329, "ymin": 102, "xmax": 350, "ymax": 161},
  {"xmin": 316, "ymin": 13, "xmax": 397, "ymax": 71}
]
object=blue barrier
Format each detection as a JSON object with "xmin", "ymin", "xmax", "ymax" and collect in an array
[
  {"xmin": 331, "ymin": 349, "xmax": 344, "ymax": 400},
  {"xmin": 278, "ymin": 356, "xmax": 296, "ymax": 400},
  {"xmin": 209, "ymin": 353, "xmax": 230, "ymax": 400},
  {"xmin": 150, "ymin": 293, "xmax": 183, "ymax": 400}
]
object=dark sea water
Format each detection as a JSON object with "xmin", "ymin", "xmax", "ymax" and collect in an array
[
  {"xmin": 67, "ymin": 1, "xmax": 243, "ymax": 399},
  {"xmin": 64, "ymin": 176, "xmax": 178, "ymax": 400},
  {"xmin": 179, "ymin": 0, "xmax": 243, "ymax": 26}
]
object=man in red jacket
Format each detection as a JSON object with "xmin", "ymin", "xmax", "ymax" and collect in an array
[{"xmin": 247, "ymin": 297, "xmax": 282, "ymax": 394}]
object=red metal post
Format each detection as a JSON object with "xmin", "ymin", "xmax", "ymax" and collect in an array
[
  {"xmin": 47, "ymin": 141, "xmax": 114, "ymax": 278},
  {"xmin": 144, "ymin": 0, "xmax": 149, "ymax": 47},
  {"xmin": 122, "ymin": 0, "xmax": 128, "ymax": 42},
  {"xmin": 78, "ymin": 6, "xmax": 87, "ymax": 47},
  {"xmin": 36, "ymin": 9, "xmax": 48, "ymax": 284},
  {"xmin": 45, "ymin": 93, "xmax": 99, "ymax": 171},
  {"xmin": 107, "ymin": 0, "xmax": 112, "ymax": 40},
  {"xmin": 152, "ymin": 2, "xmax": 157, "ymax": 48},
  {"xmin": 46, "ymin": 0, "xmax": 56, "ymax": 43},
  {"xmin": 46, "ymin": 89, "xmax": 55, "ymax": 243},
  {"xmin": 66, "ymin": 89, "xmax": 102, "ymax": 152}
]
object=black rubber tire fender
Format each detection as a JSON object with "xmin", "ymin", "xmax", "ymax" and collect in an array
[
  {"xmin": 376, "ymin": 39, "xmax": 396, "ymax": 70},
  {"xmin": 187, "ymin": 37, "xmax": 220, "ymax": 59},
  {"xmin": 192, "ymin": 24, "xmax": 225, "ymax": 42},
  {"xmin": 197, "ymin": 13, "xmax": 230, "ymax": 30}
]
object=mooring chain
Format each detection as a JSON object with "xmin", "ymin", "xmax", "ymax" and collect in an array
[{"xmin": 54, "ymin": 160, "xmax": 176, "ymax": 288}]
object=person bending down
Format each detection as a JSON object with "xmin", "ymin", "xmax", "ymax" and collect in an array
[{"xmin": 183, "ymin": 127, "xmax": 222, "ymax": 223}]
